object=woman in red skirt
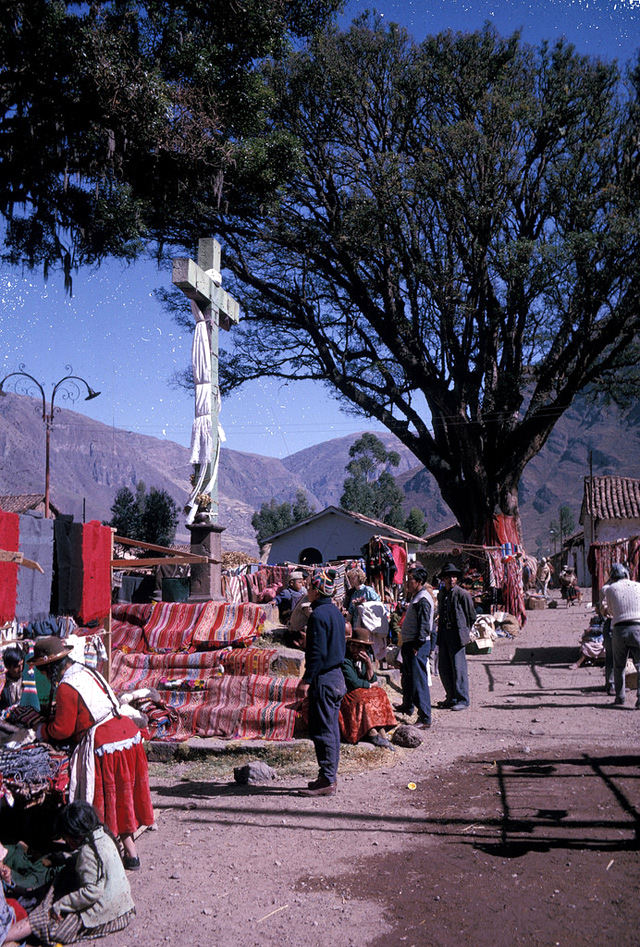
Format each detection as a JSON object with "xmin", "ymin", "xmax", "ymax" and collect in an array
[
  {"xmin": 30, "ymin": 637, "xmax": 153, "ymax": 870},
  {"xmin": 340, "ymin": 625, "xmax": 396, "ymax": 748}
]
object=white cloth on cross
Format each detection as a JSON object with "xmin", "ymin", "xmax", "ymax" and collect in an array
[
  {"xmin": 185, "ymin": 300, "xmax": 227, "ymax": 524},
  {"xmin": 190, "ymin": 302, "xmax": 213, "ymax": 465}
]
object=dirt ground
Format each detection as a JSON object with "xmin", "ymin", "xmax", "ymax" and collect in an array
[{"xmin": 80, "ymin": 593, "xmax": 639, "ymax": 946}]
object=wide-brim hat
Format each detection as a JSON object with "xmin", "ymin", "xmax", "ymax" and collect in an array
[
  {"xmin": 28, "ymin": 636, "xmax": 73, "ymax": 667},
  {"xmin": 346, "ymin": 626, "xmax": 373, "ymax": 646},
  {"xmin": 439, "ymin": 562, "xmax": 462, "ymax": 578}
]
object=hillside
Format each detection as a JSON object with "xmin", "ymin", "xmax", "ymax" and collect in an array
[{"xmin": 1, "ymin": 391, "xmax": 638, "ymax": 555}]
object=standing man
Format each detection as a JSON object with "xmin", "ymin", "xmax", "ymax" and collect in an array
[
  {"xmin": 436, "ymin": 562, "xmax": 475, "ymax": 711},
  {"xmin": 536, "ymin": 558, "xmax": 551, "ymax": 599},
  {"xmin": 600, "ymin": 563, "xmax": 640, "ymax": 709},
  {"xmin": 300, "ymin": 568, "xmax": 346, "ymax": 797},
  {"xmin": 395, "ymin": 567, "xmax": 435, "ymax": 729}
]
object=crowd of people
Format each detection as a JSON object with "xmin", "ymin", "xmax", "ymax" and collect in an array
[
  {"xmin": 1, "ymin": 553, "xmax": 638, "ymax": 941},
  {"xmin": 296, "ymin": 561, "xmax": 476, "ymax": 797}
]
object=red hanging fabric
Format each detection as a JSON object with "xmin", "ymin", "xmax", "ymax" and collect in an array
[
  {"xmin": 0, "ymin": 511, "xmax": 20, "ymax": 623},
  {"xmin": 389, "ymin": 543, "xmax": 407, "ymax": 584},
  {"xmin": 78, "ymin": 521, "xmax": 112, "ymax": 623}
]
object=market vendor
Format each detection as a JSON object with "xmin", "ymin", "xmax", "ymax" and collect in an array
[
  {"xmin": 0, "ymin": 648, "xmax": 25, "ymax": 710},
  {"xmin": 275, "ymin": 571, "xmax": 307, "ymax": 624},
  {"xmin": 340, "ymin": 626, "xmax": 396, "ymax": 748},
  {"xmin": 29, "ymin": 637, "xmax": 153, "ymax": 871}
]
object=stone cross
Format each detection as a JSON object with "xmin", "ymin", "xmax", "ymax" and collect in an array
[{"xmin": 172, "ymin": 237, "xmax": 240, "ymax": 522}]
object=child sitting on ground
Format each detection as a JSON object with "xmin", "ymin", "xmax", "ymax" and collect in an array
[{"xmin": 3, "ymin": 801, "xmax": 135, "ymax": 946}]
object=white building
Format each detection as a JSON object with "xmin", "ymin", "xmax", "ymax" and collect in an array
[{"xmin": 263, "ymin": 506, "xmax": 427, "ymax": 565}]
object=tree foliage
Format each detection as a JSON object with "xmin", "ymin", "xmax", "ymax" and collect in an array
[
  {"xmin": 252, "ymin": 489, "xmax": 315, "ymax": 546},
  {"xmin": 211, "ymin": 19, "xmax": 640, "ymax": 540},
  {"xmin": 0, "ymin": 0, "xmax": 342, "ymax": 287},
  {"xmin": 404, "ymin": 507, "xmax": 427, "ymax": 538},
  {"xmin": 340, "ymin": 433, "xmax": 406, "ymax": 527},
  {"xmin": 109, "ymin": 481, "xmax": 178, "ymax": 547}
]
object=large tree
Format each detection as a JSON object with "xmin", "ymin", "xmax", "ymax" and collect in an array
[
  {"xmin": 212, "ymin": 20, "xmax": 640, "ymax": 541},
  {"xmin": 0, "ymin": 0, "xmax": 342, "ymax": 286}
]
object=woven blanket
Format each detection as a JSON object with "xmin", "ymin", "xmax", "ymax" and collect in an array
[
  {"xmin": 191, "ymin": 601, "xmax": 264, "ymax": 648},
  {"xmin": 15, "ymin": 514, "xmax": 54, "ymax": 623},
  {"xmin": 218, "ymin": 647, "xmax": 277, "ymax": 676},
  {"xmin": 111, "ymin": 603, "xmax": 154, "ymax": 627},
  {"xmin": 125, "ymin": 673, "xmax": 304, "ymax": 742},
  {"xmin": 143, "ymin": 601, "xmax": 207, "ymax": 652},
  {"xmin": 79, "ymin": 521, "xmax": 112, "ymax": 623},
  {"xmin": 0, "ymin": 511, "xmax": 20, "ymax": 623},
  {"xmin": 111, "ymin": 650, "xmax": 226, "ymax": 692},
  {"xmin": 111, "ymin": 620, "xmax": 146, "ymax": 653}
]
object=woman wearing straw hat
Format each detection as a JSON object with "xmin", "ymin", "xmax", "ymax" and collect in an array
[
  {"xmin": 340, "ymin": 625, "xmax": 396, "ymax": 748},
  {"xmin": 29, "ymin": 637, "xmax": 153, "ymax": 871}
]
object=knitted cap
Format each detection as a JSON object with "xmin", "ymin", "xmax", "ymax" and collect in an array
[{"xmin": 310, "ymin": 568, "xmax": 337, "ymax": 596}]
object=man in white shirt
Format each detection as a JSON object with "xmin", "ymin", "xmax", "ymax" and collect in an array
[{"xmin": 601, "ymin": 563, "xmax": 640, "ymax": 709}]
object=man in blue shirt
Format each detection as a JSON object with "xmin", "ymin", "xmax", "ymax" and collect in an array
[{"xmin": 300, "ymin": 568, "xmax": 346, "ymax": 797}]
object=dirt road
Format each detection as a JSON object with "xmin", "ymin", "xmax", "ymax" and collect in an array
[{"xmin": 99, "ymin": 595, "xmax": 639, "ymax": 947}]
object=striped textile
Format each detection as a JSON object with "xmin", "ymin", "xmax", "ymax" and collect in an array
[
  {"xmin": 112, "ymin": 603, "xmax": 154, "ymax": 626},
  {"xmin": 191, "ymin": 601, "xmax": 264, "ymax": 648},
  {"xmin": 118, "ymin": 673, "xmax": 305, "ymax": 742},
  {"xmin": 222, "ymin": 574, "xmax": 243, "ymax": 603},
  {"xmin": 194, "ymin": 674, "xmax": 305, "ymax": 741},
  {"xmin": 219, "ymin": 647, "xmax": 277, "ymax": 676},
  {"xmin": 143, "ymin": 601, "xmax": 207, "ymax": 652},
  {"xmin": 111, "ymin": 620, "xmax": 146, "ymax": 653},
  {"xmin": 111, "ymin": 650, "xmax": 225, "ymax": 692}
]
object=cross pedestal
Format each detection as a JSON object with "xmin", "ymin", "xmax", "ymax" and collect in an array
[{"xmin": 186, "ymin": 519, "xmax": 225, "ymax": 602}]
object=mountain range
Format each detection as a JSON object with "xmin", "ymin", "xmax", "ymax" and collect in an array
[{"xmin": 1, "ymin": 390, "xmax": 638, "ymax": 555}]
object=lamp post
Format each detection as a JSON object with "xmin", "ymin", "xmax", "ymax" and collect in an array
[{"xmin": 0, "ymin": 364, "xmax": 100, "ymax": 517}]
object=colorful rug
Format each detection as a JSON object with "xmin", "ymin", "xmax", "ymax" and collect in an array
[
  {"xmin": 142, "ymin": 601, "xmax": 208, "ymax": 652},
  {"xmin": 125, "ymin": 674, "xmax": 305, "ymax": 742},
  {"xmin": 191, "ymin": 601, "xmax": 264, "ymax": 648}
]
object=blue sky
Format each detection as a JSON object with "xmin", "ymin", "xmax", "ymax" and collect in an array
[{"xmin": 1, "ymin": 0, "xmax": 638, "ymax": 458}]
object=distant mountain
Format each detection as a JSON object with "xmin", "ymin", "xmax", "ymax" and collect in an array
[{"xmin": 1, "ymin": 391, "xmax": 638, "ymax": 556}]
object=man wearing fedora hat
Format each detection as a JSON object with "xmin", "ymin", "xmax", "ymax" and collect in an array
[{"xmin": 436, "ymin": 563, "xmax": 475, "ymax": 710}]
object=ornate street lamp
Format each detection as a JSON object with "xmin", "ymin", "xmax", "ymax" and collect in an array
[{"xmin": 0, "ymin": 364, "xmax": 100, "ymax": 517}]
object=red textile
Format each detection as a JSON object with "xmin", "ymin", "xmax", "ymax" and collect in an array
[
  {"xmin": 339, "ymin": 686, "xmax": 397, "ymax": 743},
  {"xmin": 191, "ymin": 601, "xmax": 264, "ymax": 648},
  {"xmin": 44, "ymin": 679, "xmax": 154, "ymax": 836},
  {"xmin": 389, "ymin": 543, "xmax": 407, "ymax": 585},
  {"xmin": 0, "ymin": 511, "xmax": 19, "ymax": 623},
  {"xmin": 143, "ymin": 601, "xmax": 207, "ymax": 652},
  {"xmin": 79, "ymin": 521, "xmax": 112, "ymax": 623}
]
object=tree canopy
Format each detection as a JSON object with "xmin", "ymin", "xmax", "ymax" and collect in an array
[
  {"xmin": 0, "ymin": 0, "xmax": 342, "ymax": 287},
  {"xmin": 252, "ymin": 489, "xmax": 315, "ymax": 546},
  {"xmin": 340, "ymin": 433, "xmax": 405, "ymax": 528},
  {"xmin": 109, "ymin": 481, "xmax": 179, "ymax": 548},
  {"xmin": 213, "ymin": 19, "xmax": 640, "ymax": 540}
]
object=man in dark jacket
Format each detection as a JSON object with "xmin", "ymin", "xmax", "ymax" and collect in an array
[
  {"xmin": 436, "ymin": 562, "xmax": 476, "ymax": 710},
  {"xmin": 395, "ymin": 567, "xmax": 435, "ymax": 729},
  {"xmin": 300, "ymin": 568, "xmax": 346, "ymax": 797}
]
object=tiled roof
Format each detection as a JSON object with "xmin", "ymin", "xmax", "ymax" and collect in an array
[
  {"xmin": 581, "ymin": 476, "xmax": 640, "ymax": 521},
  {"xmin": 0, "ymin": 493, "xmax": 45, "ymax": 514}
]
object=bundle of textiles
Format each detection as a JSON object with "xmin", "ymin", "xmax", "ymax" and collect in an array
[{"xmin": 0, "ymin": 744, "xmax": 55, "ymax": 783}]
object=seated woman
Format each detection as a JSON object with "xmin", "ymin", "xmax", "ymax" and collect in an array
[
  {"xmin": 343, "ymin": 568, "xmax": 380, "ymax": 626},
  {"xmin": 4, "ymin": 801, "xmax": 135, "ymax": 946},
  {"xmin": 0, "ymin": 647, "xmax": 25, "ymax": 710},
  {"xmin": 340, "ymin": 626, "xmax": 396, "ymax": 749}
]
